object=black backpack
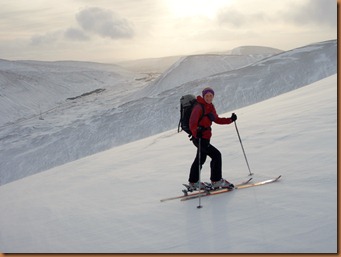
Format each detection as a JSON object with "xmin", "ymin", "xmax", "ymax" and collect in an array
[{"xmin": 178, "ymin": 94, "xmax": 205, "ymax": 135}]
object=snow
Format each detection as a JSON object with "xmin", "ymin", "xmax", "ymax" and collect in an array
[
  {"xmin": 0, "ymin": 40, "xmax": 337, "ymax": 253},
  {"xmin": 0, "ymin": 40, "xmax": 336, "ymax": 185},
  {"xmin": 228, "ymin": 45, "xmax": 282, "ymax": 55}
]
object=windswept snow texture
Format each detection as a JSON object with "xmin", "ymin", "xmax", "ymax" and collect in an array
[
  {"xmin": 0, "ymin": 40, "xmax": 336, "ymax": 185},
  {"xmin": 0, "ymin": 60, "xmax": 140, "ymax": 125},
  {"xmin": 0, "ymin": 74, "xmax": 337, "ymax": 253}
]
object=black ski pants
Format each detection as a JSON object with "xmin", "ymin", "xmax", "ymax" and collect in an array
[{"xmin": 189, "ymin": 138, "xmax": 222, "ymax": 183}]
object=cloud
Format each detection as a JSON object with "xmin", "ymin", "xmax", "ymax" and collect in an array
[
  {"xmin": 30, "ymin": 31, "xmax": 62, "ymax": 45},
  {"xmin": 64, "ymin": 27, "xmax": 89, "ymax": 41},
  {"xmin": 75, "ymin": 7, "xmax": 134, "ymax": 39},
  {"xmin": 217, "ymin": 7, "xmax": 267, "ymax": 27},
  {"xmin": 216, "ymin": 0, "xmax": 336, "ymax": 30},
  {"xmin": 281, "ymin": 0, "xmax": 337, "ymax": 28},
  {"xmin": 30, "ymin": 7, "xmax": 134, "ymax": 46}
]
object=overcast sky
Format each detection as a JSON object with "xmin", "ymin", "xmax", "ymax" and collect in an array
[{"xmin": 0, "ymin": 0, "xmax": 337, "ymax": 62}]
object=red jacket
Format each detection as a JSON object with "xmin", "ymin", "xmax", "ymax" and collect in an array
[{"xmin": 189, "ymin": 96, "xmax": 233, "ymax": 139}]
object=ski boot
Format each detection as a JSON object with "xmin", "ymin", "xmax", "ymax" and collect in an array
[
  {"xmin": 182, "ymin": 181, "xmax": 206, "ymax": 193},
  {"xmin": 211, "ymin": 178, "xmax": 234, "ymax": 190}
]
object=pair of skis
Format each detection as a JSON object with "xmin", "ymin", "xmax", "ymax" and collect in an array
[{"xmin": 160, "ymin": 175, "xmax": 281, "ymax": 203}]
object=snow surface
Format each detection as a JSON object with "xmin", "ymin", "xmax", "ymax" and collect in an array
[
  {"xmin": 0, "ymin": 59, "xmax": 141, "ymax": 125},
  {"xmin": 0, "ymin": 72, "xmax": 337, "ymax": 253},
  {"xmin": 0, "ymin": 39, "xmax": 337, "ymax": 253},
  {"xmin": 0, "ymin": 40, "xmax": 336, "ymax": 185}
]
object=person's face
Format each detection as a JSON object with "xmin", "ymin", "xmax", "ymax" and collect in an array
[{"xmin": 204, "ymin": 92, "xmax": 214, "ymax": 104}]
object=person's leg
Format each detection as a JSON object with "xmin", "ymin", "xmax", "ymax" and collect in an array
[
  {"xmin": 206, "ymin": 144, "xmax": 222, "ymax": 182},
  {"xmin": 188, "ymin": 139, "xmax": 209, "ymax": 183}
]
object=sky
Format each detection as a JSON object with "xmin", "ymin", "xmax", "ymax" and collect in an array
[{"xmin": 0, "ymin": 0, "xmax": 337, "ymax": 62}]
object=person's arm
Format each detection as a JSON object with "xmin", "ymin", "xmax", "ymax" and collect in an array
[{"xmin": 189, "ymin": 104, "xmax": 204, "ymax": 138}]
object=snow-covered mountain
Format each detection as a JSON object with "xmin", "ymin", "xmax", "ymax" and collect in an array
[
  {"xmin": 141, "ymin": 52, "xmax": 279, "ymax": 95},
  {"xmin": 0, "ymin": 74, "xmax": 336, "ymax": 253},
  {"xmin": 0, "ymin": 40, "xmax": 336, "ymax": 186},
  {"xmin": 0, "ymin": 60, "xmax": 141, "ymax": 126},
  {"xmin": 228, "ymin": 45, "xmax": 282, "ymax": 55},
  {"xmin": 118, "ymin": 55, "xmax": 183, "ymax": 73}
]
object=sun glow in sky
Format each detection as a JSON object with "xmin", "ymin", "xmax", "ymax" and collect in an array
[
  {"xmin": 167, "ymin": 0, "xmax": 230, "ymax": 18},
  {"xmin": 0, "ymin": 0, "xmax": 337, "ymax": 62}
]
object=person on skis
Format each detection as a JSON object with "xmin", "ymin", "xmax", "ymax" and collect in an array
[{"xmin": 188, "ymin": 87, "xmax": 237, "ymax": 190}]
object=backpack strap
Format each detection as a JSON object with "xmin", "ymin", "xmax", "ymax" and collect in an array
[
  {"xmin": 197, "ymin": 103, "xmax": 205, "ymax": 124},
  {"xmin": 187, "ymin": 103, "xmax": 207, "ymax": 140},
  {"xmin": 197, "ymin": 103, "xmax": 212, "ymax": 132}
]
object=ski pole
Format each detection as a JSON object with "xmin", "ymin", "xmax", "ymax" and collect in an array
[
  {"xmin": 197, "ymin": 138, "xmax": 203, "ymax": 209},
  {"xmin": 234, "ymin": 121, "xmax": 253, "ymax": 176}
]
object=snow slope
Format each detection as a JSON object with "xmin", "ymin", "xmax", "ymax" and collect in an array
[
  {"xmin": 0, "ymin": 40, "xmax": 336, "ymax": 185},
  {"xmin": 0, "ymin": 74, "xmax": 336, "ymax": 253},
  {"xmin": 0, "ymin": 60, "xmax": 140, "ymax": 125},
  {"xmin": 142, "ymin": 51, "xmax": 279, "ymax": 95},
  {"xmin": 228, "ymin": 45, "xmax": 282, "ymax": 55},
  {"xmin": 118, "ymin": 55, "xmax": 182, "ymax": 73}
]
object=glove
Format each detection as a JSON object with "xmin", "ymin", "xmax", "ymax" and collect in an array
[
  {"xmin": 196, "ymin": 126, "xmax": 204, "ymax": 138},
  {"xmin": 231, "ymin": 113, "xmax": 237, "ymax": 122},
  {"xmin": 207, "ymin": 112, "xmax": 215, "ymax": 121}
]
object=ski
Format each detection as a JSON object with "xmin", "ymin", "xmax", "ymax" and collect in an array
[
  {"xmin": 180, "ymin": 175, "xmax": 281, "ymax": 201},
  {"xmin": 160, "ymin": 178, "xmax": 252, "ymax": 203},
  {"xmin": 236, "ymin": 175, "xmax": 281, "ymax": 189}
]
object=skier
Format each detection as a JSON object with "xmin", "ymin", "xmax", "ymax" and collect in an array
[{"xmin": 188, "ymin": 87, "xmax": 237, "ymax": 190}]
